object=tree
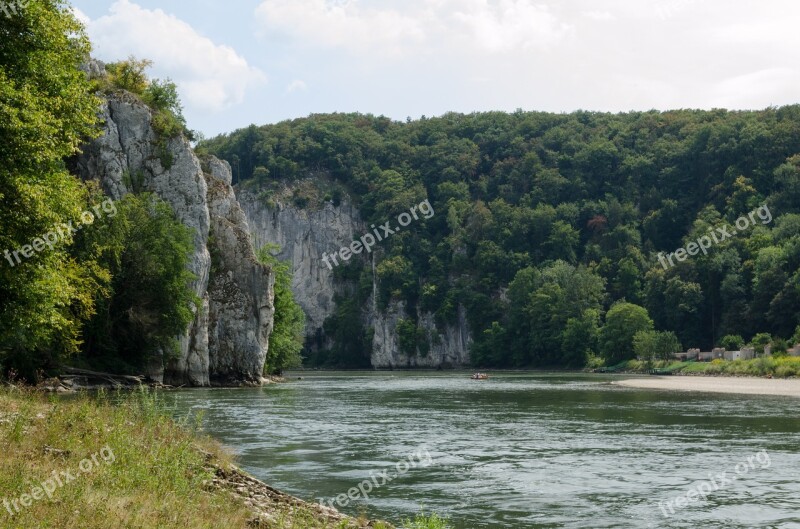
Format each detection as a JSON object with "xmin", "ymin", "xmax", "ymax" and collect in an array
[
  {"xmin": 750, "ymin": 333, "xmax": 772, "ymax": 357},
  {"xmin": 600, "ymin": 302, "xmax": 654, "ymax": 364},
  {"xmin": 253, "ymin": 166, "xmax": 270, "ymax": 187},
  {"xmin": 257, "ymin": 244, "xmax": 305, "ymax": 375},
  {"xmin": 560, "ymin": 309, "xmax": 600, "ymax": 367},
  {"xmin": 633, "ymin": 330, "xmax": 681, "ymax": 363},
  {"xmin": 0, "ymin": 0, "xmax": 102, "ymax": 378},
  {"xmin": 105, "ymin": 56, "xmax": 153, "ymax": 94},
  {"xmin": 80, "ymin": 194, "xmax": 197, "ymax": 371},
  {"xmin": 719, "ymin": 334, "xmax": 745, "ymax": 351}
]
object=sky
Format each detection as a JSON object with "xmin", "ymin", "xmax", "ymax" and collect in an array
[{"xmin": 70, "ymin": 0, "xmax": 800, "ymax": 138}]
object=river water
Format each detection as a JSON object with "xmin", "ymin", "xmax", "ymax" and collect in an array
[{"xmin": 162, "ymin": 372, "xmax": 800, "ymax": 529}]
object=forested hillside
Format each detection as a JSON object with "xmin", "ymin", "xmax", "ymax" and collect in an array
[{"xmin": 202, "ymin": 109, "xmax": 800, "ymax": 367}]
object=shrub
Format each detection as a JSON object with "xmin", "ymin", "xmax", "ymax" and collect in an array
[
  {"xmin": 719, "ymin": 334, "xmax": 745, "ymax": 351},
  {"xmin": 105, "ymin": 56, "xmax": 152, "ymax": 94}
]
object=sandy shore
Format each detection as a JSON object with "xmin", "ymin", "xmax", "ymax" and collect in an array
[{"xmin": 613, "ymin": 376, "xmax": 800, "ymax": 397}]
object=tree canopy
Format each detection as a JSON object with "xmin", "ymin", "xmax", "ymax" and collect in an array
[{"xmin": 202, "ymin": 107, "xmax": 800, "ymax": 367}]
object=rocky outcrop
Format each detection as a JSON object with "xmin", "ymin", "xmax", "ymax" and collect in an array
[
  {"xmin": 368, "ymin": 301, "xmax": 472, "ymax": 369},
  {"xmin": 73, "ymin": 84, "xmax": 273, "ymax": 386},
  {"xmin": 238, "ymin": 187, "xmax": 471, "ymax": 368},
  {"xmin": 238, "ymin": 189, "xmax": 363, "ymax": 342},
  {"xmin": 205, "ymin": 159, "xmax": 273, "ymax": 385}
]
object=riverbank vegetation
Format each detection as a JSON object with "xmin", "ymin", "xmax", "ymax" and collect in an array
[
  {"xmin": 203, "ymin": 105, "xmax": 800, "ymax": 369},
  {"xmin": 601, "ymin": 356, "xmax": 800, "ymax": 378}
]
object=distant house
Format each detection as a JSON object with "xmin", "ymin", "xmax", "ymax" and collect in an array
[
  {"xmin": 673, "ymin": 348, "xmax": 699, "ymax": 361},
  {"xmin": 675, "ymin": 347, "xmax": 755, "ymax": 362},
  {"xmin": 788, "ymin": 344, "xmax": 800, "ymax": 357},
  {"xmin": 697, "ymin": 348, "xmax": 725, "ymax": 362},
  {"xmin": 723, "ymin": 347, "xmax": 755, "ymax": 361}
]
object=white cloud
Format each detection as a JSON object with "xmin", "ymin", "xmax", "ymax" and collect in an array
[
  {"xmin": 255, "ymin": 0, "xmax": 571, "ymax": 55},
  {"xmin": 255, "ymin": 0, "xmax": 425, "ymax": 55},
  {"xmin": 581, "ymin": 10, "xmax": 615, "ymax": 21},
  {"xmin": 451, "ymin": 0, "xmax": 572, "ymax": 52},
  {"xmin": 83, "ymin": 0, "xmax": 265, "ymax": 112},
  {"xmin": 285, "ymin": 80, "xmax": 308, "ymax": 94},
  {"xmin": 71, "ymin": 6, "xmax": 90, "ymax": 26}
]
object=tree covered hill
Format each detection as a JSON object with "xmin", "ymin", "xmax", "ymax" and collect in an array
[{"xmin": 201, "ymin": 108, "xmax": 800, "ymax": 368}]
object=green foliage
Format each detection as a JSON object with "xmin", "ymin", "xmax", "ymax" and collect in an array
[
  {"xmin": 105, "ymin": 56, "xmax": 152, "ymax": 94},
  {"xmin": 396, "ymin": 318, "xmax": 429, "ymax": 356},
  {"xmin": 104, "ymin": 58, "xmax": 191, "ymax": 148},
  {"xmin": 318, "ymin": 296, "xmax": 372, "ymax": 368},
  {"xmin": 561, "ymin": 309, "xmax": 601, "ymax": 367},
  {"xmin": 402, "ymin": 512, "xmax": 452, "ymax": 529},
  {"xmin": 0, "ymin": 1, "xmax": 103, "ymax": 378},
  {"xmin": 257, "ymin": 244, "xmax": 305, "ymax": 375},
  {"xmin": 633, "ymin": 330, "xmax": 681, "ymax": 362},
  {"xmin": 719, "ymin": 334, "xmax": 745, "ymax": 351},
  {"xmin": 78, "ymin": 194, "xmax": 197, "ymax": 371},
  {"xmin": 600, "ymin": 302, "xmax": 654, "ymax": 364},
  {"xmin": 201, "ymin": 105, "xmax": 800, "ymax": 368},
  {"xmin": 750, "ymin": 333, "xmax": 772, "ymax": 356}
]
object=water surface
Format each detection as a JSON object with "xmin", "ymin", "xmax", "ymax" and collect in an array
[{"xmin": 162, "ymin": 372, "xmax": 800, "ymax": 528}]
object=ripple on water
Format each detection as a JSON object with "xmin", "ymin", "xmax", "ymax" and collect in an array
[{"xmin": 163, "ymin": 373, "xmax": 800, "ymax": 529}]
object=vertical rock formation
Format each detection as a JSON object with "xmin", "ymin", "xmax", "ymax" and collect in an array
[
  {"xmin": 73, "ymin": 87, "xmax": 273, "ymax": 386},
  {"xmin": 238, "ymin": 187, "xmax": 471, "ymax": 368},
  {"xmin": 205, "ymin": 159, "xmax": 274, "ymax": 385}
]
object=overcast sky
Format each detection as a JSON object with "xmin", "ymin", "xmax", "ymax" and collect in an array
[{"xmin": 71, "ymin": 0, "xmax": 800, "ymax": 138}]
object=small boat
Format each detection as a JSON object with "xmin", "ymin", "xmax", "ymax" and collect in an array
[{"xmin": 471, "ymin": 373, "xmax": 489, "ymax": 380}]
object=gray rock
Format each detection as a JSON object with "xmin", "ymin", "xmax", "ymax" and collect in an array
[
  {"xmin": 74, "ymin": 94, "xmax": 273, "ymax": 386},
  {"xmin": 238, "ymin": 184, "xmax": 471, "ymax": 368}
]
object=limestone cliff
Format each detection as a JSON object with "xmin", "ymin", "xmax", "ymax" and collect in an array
[
  {"xmin": 238, "ymin": 187, "xmax": 471, "ymax": 368},
  {"xmin": 73, "ymin": 85, "xmax": 273, "ymax": 386}
]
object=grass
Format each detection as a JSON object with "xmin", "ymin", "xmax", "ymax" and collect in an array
[
  {"xmin": 603, "ymin": 356, "xmax": 800, "ymax": 378},
  {"xmin": 401, "ymin": 512, "xmax": 452, "ymax": 529},
  {"xmin": 0, "ymin": 387, "xmax": 416, "ymax": 529}
]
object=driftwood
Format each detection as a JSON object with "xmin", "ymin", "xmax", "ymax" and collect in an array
[{"xmin": 62, "ymin": 367, "xmax": 145, "ymax": 386}]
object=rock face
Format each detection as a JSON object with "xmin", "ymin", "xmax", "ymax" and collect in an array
[
  {"xmin": 205, "ymin": 160, "xmax": 274, "ymax": 385},
  {"xmin": 238, "ymin": 188, "xmax": 471, "ymax": 368},
  {"xmin": 238, "ymin": 189, "xmax": 363, "ymax": 343},
  {"xmin": 368, "ymin": 301, "xmax": 472, "ymax": 369},
  {"xmin": 73, "ymin": 89, "xmax": 273, "ymax": 386}
]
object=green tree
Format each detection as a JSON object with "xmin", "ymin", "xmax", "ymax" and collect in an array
[
  {"xmin": 600, "ymin": 302, "xmax": 654, "ymax": 364},
  {"xmin": 633, "ymin": 330, "xmax": 681, "ymax": 362},
  {"xmin": 750, "ymin": 333, "xmax": 772, "ymax": 357},
  {"xmin": 105, "ymin": 56, "xmax": 152, "ymax": 94},
  {"xmin": 719, "ymin": 334, "xmax": 745, "ymax": 351},
  {"xmin": 257, "ymin": 244, "xmax": 305, "ymax": 375},
  {"xmin": 0, "ymin": 0, "xmax": 103, "ymax": 378},
  {"xmin": 252, "ymin": 166, "xmax": 270, "ymax": 187},
  {"xmin": 80, "ymin": 194, "xmax": 197, "ymax": 371},
  {"xmin": 560, "ymin": 309, "xmax": 601, "ymax": 367},
  {"xmin": 792, "ymin": 325, "xmax": 800, "ymax": 346}
]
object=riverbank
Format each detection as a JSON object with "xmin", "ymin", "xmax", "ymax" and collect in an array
[
  {"xmin": 0, "ymin": 387, "xmax": 391, "ymax": 529},
  {"xmin": 614, "ymin": 376, "xmax": 800, "ymax": 397},
  {"xmin": 594, "ymin": 356, "xmax": 800, "ymax": 378}
]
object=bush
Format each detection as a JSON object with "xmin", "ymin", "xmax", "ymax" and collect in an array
[
  {"xmin": 775, "ymin": 365, "xmax": 797, "ymax": 378},
  {"xmin": 719, "ymin": 334, "xmax": 745, "ymax": 351},
  {"xmin": 105, "ymin": 56, "xmax": 152, "ymax": 94}
]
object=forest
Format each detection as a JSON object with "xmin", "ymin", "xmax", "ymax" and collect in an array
[{"xmin": 201, "ymin": 107, "xmax": 800, "ymax": 368}]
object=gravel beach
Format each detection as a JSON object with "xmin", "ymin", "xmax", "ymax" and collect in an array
[{"xmin": 613, "ymin": 376, "xmax": 800, "ymax": 398}]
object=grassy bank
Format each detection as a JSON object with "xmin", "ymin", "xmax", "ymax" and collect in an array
[
  {"xmin": 599, "ymin": 356, "xmax": 800, "ymax": 378},
  {"xmin": 0, "ymin": 388, "xmax": 449, "ymax": 529}
]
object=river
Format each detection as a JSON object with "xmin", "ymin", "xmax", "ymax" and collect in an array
[{"xmin": 162, "ymin": 372, "xmax": 800, "ymax": 528}]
